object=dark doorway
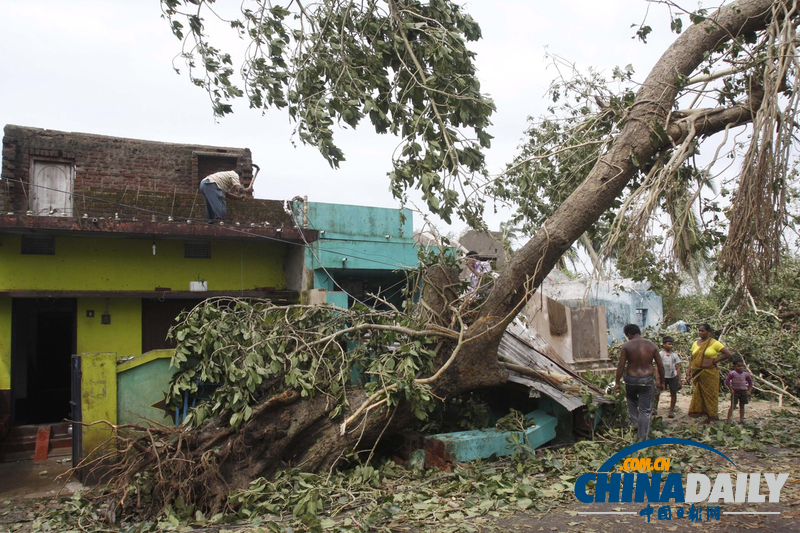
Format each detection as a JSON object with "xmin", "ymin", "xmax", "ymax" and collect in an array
[
  {"xmin": 334, "ymin": 273, "xmax": 408, "ymax": 310},
  {"xmin": 142, "ymin": 298, "xmax": 204, "ymax": 352},
  {"xmin": 11, "ymin": 298, "xmax": 77, "ymax": 425},
  {"xmin": 197, "ymin": 155, "xmax": 238, "ymax": 184}
]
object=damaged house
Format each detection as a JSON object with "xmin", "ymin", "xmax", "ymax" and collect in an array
[
  {"xmin": 0, "ymin": 125, "xmax": 608, "ymax": 468},
  {"xmin": 0, "ymin": 125, "xmax": 315, "ymax": 459}
]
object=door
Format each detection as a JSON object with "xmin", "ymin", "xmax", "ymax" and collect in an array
[
  {"xmin": 142, "ymin": 298, "xmax": 204, "ymax": 352},
  {"xmin": 11, "ymin": 298, "xmax": 77, "ymax": 425},
  {"xmin": 70, "ymin": 354, "xmax": 82, "ymax": 471},
  {"xmin": 31, "ymin": 160, "xmax": 74, "ymax": 216}
]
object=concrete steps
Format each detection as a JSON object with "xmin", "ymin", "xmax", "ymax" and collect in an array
[{"xmin": 0, "ymin": 422, "xmax": 72, "ymax": 462}]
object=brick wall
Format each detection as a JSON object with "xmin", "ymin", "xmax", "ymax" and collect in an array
[
  {"xmin": 74, "ymin": 188, "xmax": 293, "ymax": 226},
  {"xmin": 1, "ymin": 124, "xmax": 253, "ymax": 214}
]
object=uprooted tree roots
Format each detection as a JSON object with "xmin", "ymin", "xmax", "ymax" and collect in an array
[
  {"xmin": 80, "ymin": 387, "xmax": 409, "ymax": 518},
  {"xmin": 75, "ymin": 262, "xmax": 508, "ymax": 518}
]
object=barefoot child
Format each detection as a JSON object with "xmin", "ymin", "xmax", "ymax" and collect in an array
[{"xmin": 725, "ymin": 358, "xmax": 753, "ymax": 423}]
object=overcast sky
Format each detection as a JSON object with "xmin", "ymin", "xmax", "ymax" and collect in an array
[{"xmin": 0, "ymin": 1, "xmax": 679, "ymax": 236}]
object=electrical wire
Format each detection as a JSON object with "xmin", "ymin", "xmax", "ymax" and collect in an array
[
  {"xmin": 286, "ymin": 204, "xmax": 415, "ymax": 308},
  {"xmin": 1, "ymin": 177, "xmax": 416, "ymax": 269},
  {"xmin": 1, "ymin": 177, "xmax": 421, "ymax": 304}
]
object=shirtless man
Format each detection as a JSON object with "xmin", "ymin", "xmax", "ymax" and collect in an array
[{"xmin": 614, "ymin": 324, "xmax": 665, "ymax": 441}]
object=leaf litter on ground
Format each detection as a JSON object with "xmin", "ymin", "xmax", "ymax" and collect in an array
[{"xmin": 5, "ymin": 401, "xmax": 799, "ymax": 532}]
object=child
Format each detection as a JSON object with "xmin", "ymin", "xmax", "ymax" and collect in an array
[
  {"xmin": 657, "ymin": 336, "xmax": 682, "ymax": 419},
  {"xmin": 725, "ymin": 358, "xmax": 754, "ymax": 423}
]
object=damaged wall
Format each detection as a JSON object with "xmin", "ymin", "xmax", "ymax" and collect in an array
[
  {"xmin": 520, "ymin": 293, "xmax": 609, "ymax": 367},
  {"xmin": 2, "ymin": 124, "xmax": 252, "ymax": 203},
  {"xmin": 0, "ymin": 125, "xmax": 297, "ymax": 225},
  {"xmin": 541, "ymin": 278, "xmax": 664, "ymax": 343}
]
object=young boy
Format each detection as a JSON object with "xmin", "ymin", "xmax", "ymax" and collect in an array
[
  {"xmin": 725, "ymin": 358, "xmax": 754, "ymax": 423},
  {"xmin": 656, "ymin": 336, "xmax": 682, "ymax": 419}
]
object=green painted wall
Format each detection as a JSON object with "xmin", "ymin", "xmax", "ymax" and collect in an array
[
  {"xmin": 117, "ymin": 350, "xmax": 175, "ymax": 426},
  {"xmin": 77, "ymin": 298, "xmax": 142, "ymax": 357},
  {"xmin": 0, "ymin": 232, "xmax": 289, "ymax": 429},
  {"xmin": 0, "ymin": 298, "xmax": 10, "ymax": 389},
  {"xmin": 0, "ymin": 234, "xmax": 288, "ymax": 292}
]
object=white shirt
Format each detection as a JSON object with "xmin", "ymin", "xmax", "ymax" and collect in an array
[
  {"xmin": 468, "ymin": 260, "xmax": 492, "ymax": 291},
  {"xmin": 660, "ymin": 350, "xmax": 681, "ymax": 379},
  {"xmin": 203, "ymin": 171, "xmax": 241, "ymax": 193}
]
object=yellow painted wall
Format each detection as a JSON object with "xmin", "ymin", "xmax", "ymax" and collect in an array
[
  {"xmin": 77, "ymin": 298, "xmax": 142, "ymax": 357},
  {"xmin": 0, "ymin": 298, "xmax": 10, "ymax": 389},
  {"xmin": 0, "ymin": 233, "xmax": 289, "ymax": 434},
  {"xmin": 0, "ymin": 235, "xmax": 288, "ymax": 292},
  {"xmin": 80, "ymin": 352, "xmax": 118, "ymax": 457}
]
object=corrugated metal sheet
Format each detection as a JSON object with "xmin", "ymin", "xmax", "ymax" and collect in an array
[
  {"xmin": 499, "ymin": 320, "xmax": 609, "ymax": 411},
  {"xmin": 507, "ymin": 375, "xmax": 586, "ymax": 411}
]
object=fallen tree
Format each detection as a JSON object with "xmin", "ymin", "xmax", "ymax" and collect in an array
[{"xmin": 93, "ymin": 0, "xmax": 800, "ymax": 516}]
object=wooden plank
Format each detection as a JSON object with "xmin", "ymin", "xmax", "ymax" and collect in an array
[
  {"xmin": 507, "ymin": 375, "xmax": 586, "ymax": 411},
  {"xmin": 33, "ymin": 427, "xmax": 51, "ymax": 462},
  {"xmin": 570, "ymin": 306, "xmax": 602, "ymax": 361}
]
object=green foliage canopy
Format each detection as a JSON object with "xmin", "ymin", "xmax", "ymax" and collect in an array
[
  {"xmin": 161, "ymin": 0, "xmax": 495, "ymax": 225},
  {"xmin": 167, "ymin": 298, "xmax": 444, "ymax": 429}
]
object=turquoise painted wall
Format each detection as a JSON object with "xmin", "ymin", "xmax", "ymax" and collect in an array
[
  {"xmin": 309, "ymin": 239, "xmax": 419, "ymax": 271},
  {"xmin": 304, "ymin": 201, "xmax": 412, "ymax": 240},
  {"xmin": 325, "ymin": 292, "xmax": 349, "ymax": 308},
  {"xmin": 117, "ymin": 351, "xmax": 175, "ymax": 426},
  {"xmin": 0, "ymin": 234, "xmax": 288, "ymax": 292},
  {"xmin": 304, "ymin": 202, "xmax": 418, "ymax": 273},
  {"xmin": 302, "ymin": 202, "xmax": 419, "ymax": 310}
]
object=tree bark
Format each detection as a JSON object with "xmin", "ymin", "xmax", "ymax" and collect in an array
[
  {"xmin": 111, "ymin": 1, "xmax": 783, "ymax": 514},
  {"xmin": 477, "ymin": 0, "xmax": 772, "ymax": 337}
]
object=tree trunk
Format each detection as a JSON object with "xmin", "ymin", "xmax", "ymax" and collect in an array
[
  {"xmin": 580, "ymin": 233, "xmax": 606, "ymax": 279},
  {"xmin": 478, "ymin": 0, "xmax": 770, "ymax": 332},
  {"xmin": 110, "ymin": 0, "xmax": 779, "ymax": 515},
  {"xmin": 686, "ymin": 254, "xmax": 703, "ymax": 294},
  {"xmin": 212, "ymin": 0, "xmax": 772, "ymax": 486}
]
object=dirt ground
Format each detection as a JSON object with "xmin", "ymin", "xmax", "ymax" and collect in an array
[
  {"xmin": 1, "ymin": 392, "xmax": 798, "ymax": 532},
  {"xmin": 486, "ymin": 391, "xmax": 800, "ymax": 532},
  {"xmin": 0, "ymin": 455, "xmax": 79, "ymax": 501}
]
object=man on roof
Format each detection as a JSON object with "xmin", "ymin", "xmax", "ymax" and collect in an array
[{"xmin": 199, "ymin": 169, "xmax": 253, "ymax": 224}]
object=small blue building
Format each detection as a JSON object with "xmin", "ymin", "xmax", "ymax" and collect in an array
[{"xmin": 294, "ymin": 201, "xmax": 420, "ymax": 309}]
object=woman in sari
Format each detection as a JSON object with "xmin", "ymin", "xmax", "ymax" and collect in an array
[{"xmin": 686, "ymin": 323, "xmax": 732, "ymax": 423}]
